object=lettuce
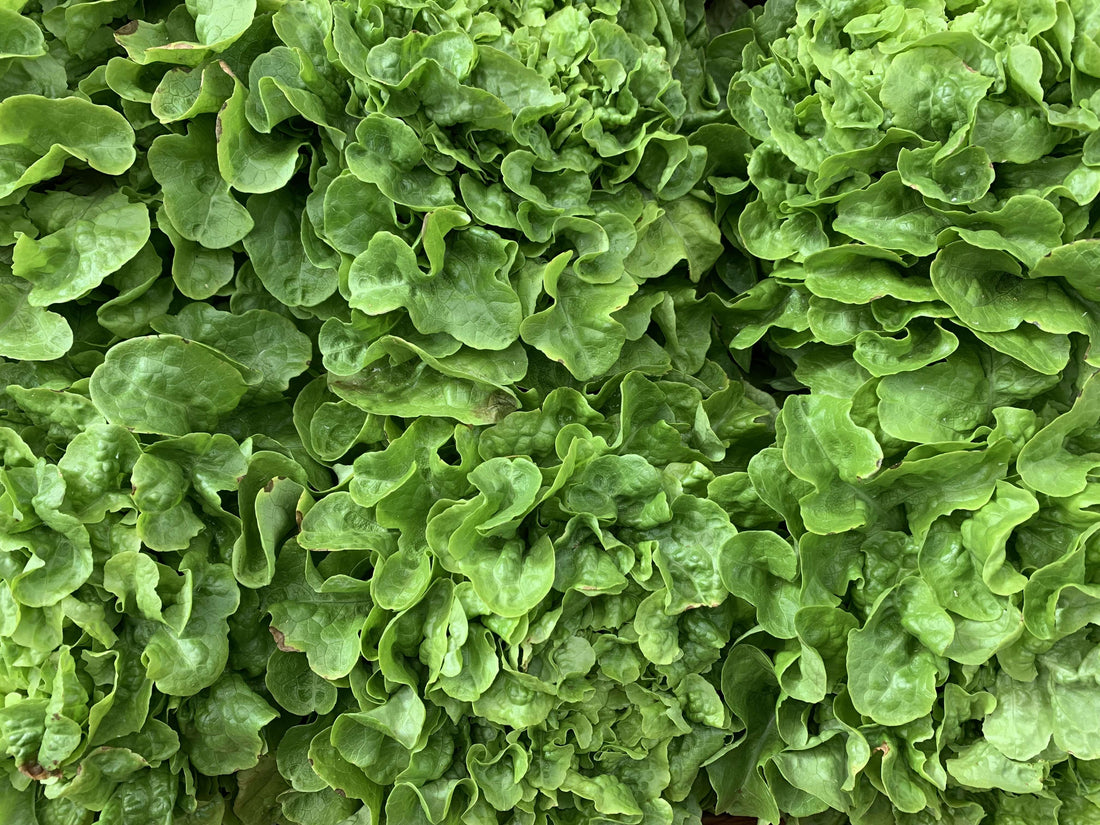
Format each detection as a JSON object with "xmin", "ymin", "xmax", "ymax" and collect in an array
[
  {"xmin": 705, "ymin": 0, "xmax": 1100, "ymax": 821},
  {"xmin": 1, "ymin": 0, "xmax": 1099, "ymax": 824}
]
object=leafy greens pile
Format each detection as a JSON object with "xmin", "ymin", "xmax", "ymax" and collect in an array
[{"xmin": 1, "ymin": 0, "xmax": 1100, "ymax": 824}]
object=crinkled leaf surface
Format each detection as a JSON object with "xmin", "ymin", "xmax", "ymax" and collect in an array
[{"xmin": 1, "ymin": 2, "xmax": 1099, "ymax": 825}]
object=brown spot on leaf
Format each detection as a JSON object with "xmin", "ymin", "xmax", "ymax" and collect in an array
[
  {"xmin": 116, "ymin": 20, "xmax": 139, "ymax": 36},
  {"xmin": 269, "ymin": 627, "xmax": 300, "ymax": 653},
  {"xmin": 19, "ymin": 762, "xmax": 62, "ymax": 781}
]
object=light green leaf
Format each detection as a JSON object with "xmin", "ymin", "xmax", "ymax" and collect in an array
[
  {"xmin": 1018, "ymin": 373, "xmax": 1100, "ymax": 497},
  {"xmin": 148, "ymin": 121, "xmax": 254, "ymax": 249},
  {"xmin": 89, "ymin": 336, "xmax": 248, "ymax": 435},
  {"xmin": 0, "ymin": 9, "xmax": 44, "ymax": 59},
  {"xmin": 0, "ymin": 272, "xmax": 72, "ymax": 360},
  {"xmin": 833, "ymin": 173, "xmax": 949, "ymax": 256},
  {"xmin": 263, "ymin": 543, "xmax": 371, "ymax": 679},
  {"xmin": 931, "ymin": 242, "xmax": 1095, "ymax": 337},
  {"xmin": 13, "ymin": 191, "xmax": 149, "ymax": 306},
  {"xmin": 984, "ymin": 671, "xmax": 1053, "ymax": 761},
  {"xmin": 151, "ymin": 62, "xmax": 234, "ymax": 124},
  {"xmin": 179, "ymin": 673, "xmax": 277, "ymax": 776},
  {"xmin": 520, "ymin": 268, "xmax": 637, "ymax": 380},
  {"xmin": 0, "ymin": 95, "xmax": 136, "ymax": 198},
  {"xmin": 880, "ymin": 46, "xmax": 993, "ymax": 141},
  {"xmin": 186, "ymin": 0, "xmax": 256, "ymax": 47},
  {"xmin": 348, "ymin": 228, "xmax": 521, "ymax": 350},
  {"xmin": 151, "ymin": 303, "xmax": 312, "ymax": 400},
  {"xmin": 946, "ymin": 740, "xmax": 1045, "ymax": 793},
  {"xmin": 141, "ymin": 553, "xmax": 239, "ymax": 696},
  {"xmin": 331, "ymin": 686, "xmax": 425, "ymax": 784},
  {"xmin": 847, "ymin": 586, "xmax": 942, "ymax": 726},
  {"xmin": 216, "ymin": 78, "xmax": 302, "ymax": 193},
  {"xmin": 779, "ymin": 394, "xmax": 882, "ymax": 534},
  {"xmin": 243, "ymin": 189, "xmax": 337, "ymax": 307}
]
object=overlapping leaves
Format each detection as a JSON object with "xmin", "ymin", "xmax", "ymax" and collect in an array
[
  {"xmin": 2, "ymin": 0, "xmax": 1100, "ymax": 824},
  {"xmin": 703, "ymin": 0, "xmax": 1100, "ymax": 822},
  {"xmin": 0, "ymin": 0, "xmax": 747, "ymax": 822}
]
